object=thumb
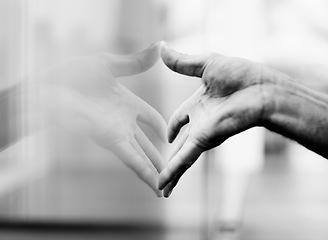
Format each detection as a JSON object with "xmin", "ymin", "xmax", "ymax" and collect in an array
[
  {"xmin": 100, "ymin": 42, "xmax": 161, "ymax": 78},
  {"xmin": 160, "ymin": 41, "xmax": 216, "ymax": 78}
]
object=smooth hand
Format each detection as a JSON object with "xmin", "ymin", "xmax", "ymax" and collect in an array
[{"xmin": 32, "ymin": 43, "xmax": 167, "ymax": 196}]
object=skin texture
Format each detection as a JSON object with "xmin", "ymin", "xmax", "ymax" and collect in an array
[
  {"xmin": 158, "ymin": 42, "xmax": 328, "ymax": 197},
  {"xmin": 2, "ymin": 43, "xmax": 167, "ymax": 197}
]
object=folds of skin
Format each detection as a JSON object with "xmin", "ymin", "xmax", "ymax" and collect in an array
[
  {"xmin": 1, "ymin": 42, "xmax": 167, "ymax": 197},
  {"xmin": 158, "ymin": 42, "xmax": 328, "ymax": 197}
]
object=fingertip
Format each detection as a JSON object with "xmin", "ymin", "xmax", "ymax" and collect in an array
[
  {"xmin": 167, "ymin": 129, "xmax": 176, "ymax": 143},
  {"xmin": 159, "ymin": 40, "xmax": 168, "ymax": 47},
  {"xmin": 159, "ymin": 42, "xmax": 177, "ymax": 66},
  {"xmin": 147, "ymin": 177, "xmax": 163, "ymax": 198},
  {"xmin": 151, "ymin": 41, "xmax": 161, "ymax": 48},
  {"xmin": 159, "ymin": 41, "xmax": 170, "ymax": 53},
  {"xmin": 148, "ymin": 41, "xmax": 161, "ymax": 56},
  {"xmin": 139, "ymin": 43, "xmax": 161, "ymax": 68},
  {"xmin": 159, "ymin": 121, "xmax": 168, "ymax": 143},
  {"xmin": 155, "ymin": 175, "xmax": 163, "ymax": 197},
  {"xmin": 158, "ymin": 182, "xmax": 165, "ymax": 191},
  {"xmin": 163, "ymin": 184, "xmax": 173, "ymax": 198},
  {"xmin": 164, "ymin": 189, "xmax": 172, "ymax": 198},
  {"xmin": 155, "ymin": 189, "xmax": 163, "ymax": 198},
  {"xmin": 158, "ymin": 171, "xmax": 168, "ymax": 190},
  {"xmin": 167, "ymin": 112, "xmax": 188, "ymax": 143},
  {"xmin": 160, "ymin": 45, "xmax": 210, "ymax": 78},
  {"xmin": 159, "ymin": 40, "xmax": 169, "ymax": 47}
]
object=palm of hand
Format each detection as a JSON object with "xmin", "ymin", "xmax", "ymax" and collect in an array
[
  {"xmin": 202, "ymin": 56, "xmax": 263, "ymax": 97},
  {"xmin": 176, "ymin": 83, "xmax": 263, "ymax": 152},
  {"xmin": 190, "ymin": 56, "xmax": 264, "ymax": 147},
  {"xmin": 34, "ymin": 44, "xmax": 166, "ymax": 196},
  {"xmin": 167, "ymin": 55, "xmax": 264, "ymax": 151},
  {"xmin": 159, "ymin": 44, "xmax": 266, "ymax": 196}
]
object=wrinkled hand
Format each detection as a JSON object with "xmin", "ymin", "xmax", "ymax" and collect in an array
[
  {"xmin": 30, "ymin": 43, "xmax": 167, "ymax": 196},
  {"xmin": 158, "ymin": 43, "xmax": 274, "ymax": 197}
]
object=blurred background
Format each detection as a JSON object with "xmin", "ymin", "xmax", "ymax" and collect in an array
[{"xmin": 0, "ymin": 0, "xmax": 328, "ymax": 239}]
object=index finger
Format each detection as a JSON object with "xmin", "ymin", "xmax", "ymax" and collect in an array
[
  {"xmin": 137, "ymin": 97, "xmax": 167, "ymax": 142},
  {"xmin": 167, "ymin": 103, "xmax": 189, "ymax": 143},
  {"xmin": 112, "ymin": 141, "xmax": 162, "ymax": 197},
  {"xmin": 135, "ymin": 126, "xmax": 165, "ymax": 173},
  {"xmin": 158, "ymin": 139, "xmax": 203, "ymax": 190}
]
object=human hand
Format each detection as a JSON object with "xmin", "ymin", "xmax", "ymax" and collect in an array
[
  {"xmin": 158, "ymin": 43, "xmax": 279, "ymax": 197},
  {"xmin": 30, "ymin": 43, "xmax": 166, "ymax": 197}
]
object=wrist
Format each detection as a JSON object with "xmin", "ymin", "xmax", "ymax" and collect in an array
[
  {"xmin": 258, "ymin": 66, "xmax": 292, "ymax": 126},
  {"xmin": 260, "ymin": 69, "xmax": 328, "ymax": 158}
]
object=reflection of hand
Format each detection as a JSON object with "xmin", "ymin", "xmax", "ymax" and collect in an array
[
  {"xmin": 158, "ymin": 42, "xmax": 328, "ymax": 197},
  {"xmin": 33, "ymin": 43, "xmax": 166, "ymax": 196}
]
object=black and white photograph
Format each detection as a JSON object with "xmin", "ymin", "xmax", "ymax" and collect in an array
[{"xmin": 0, "ymin": 0, "xmax": 327, "ymax": 239}]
